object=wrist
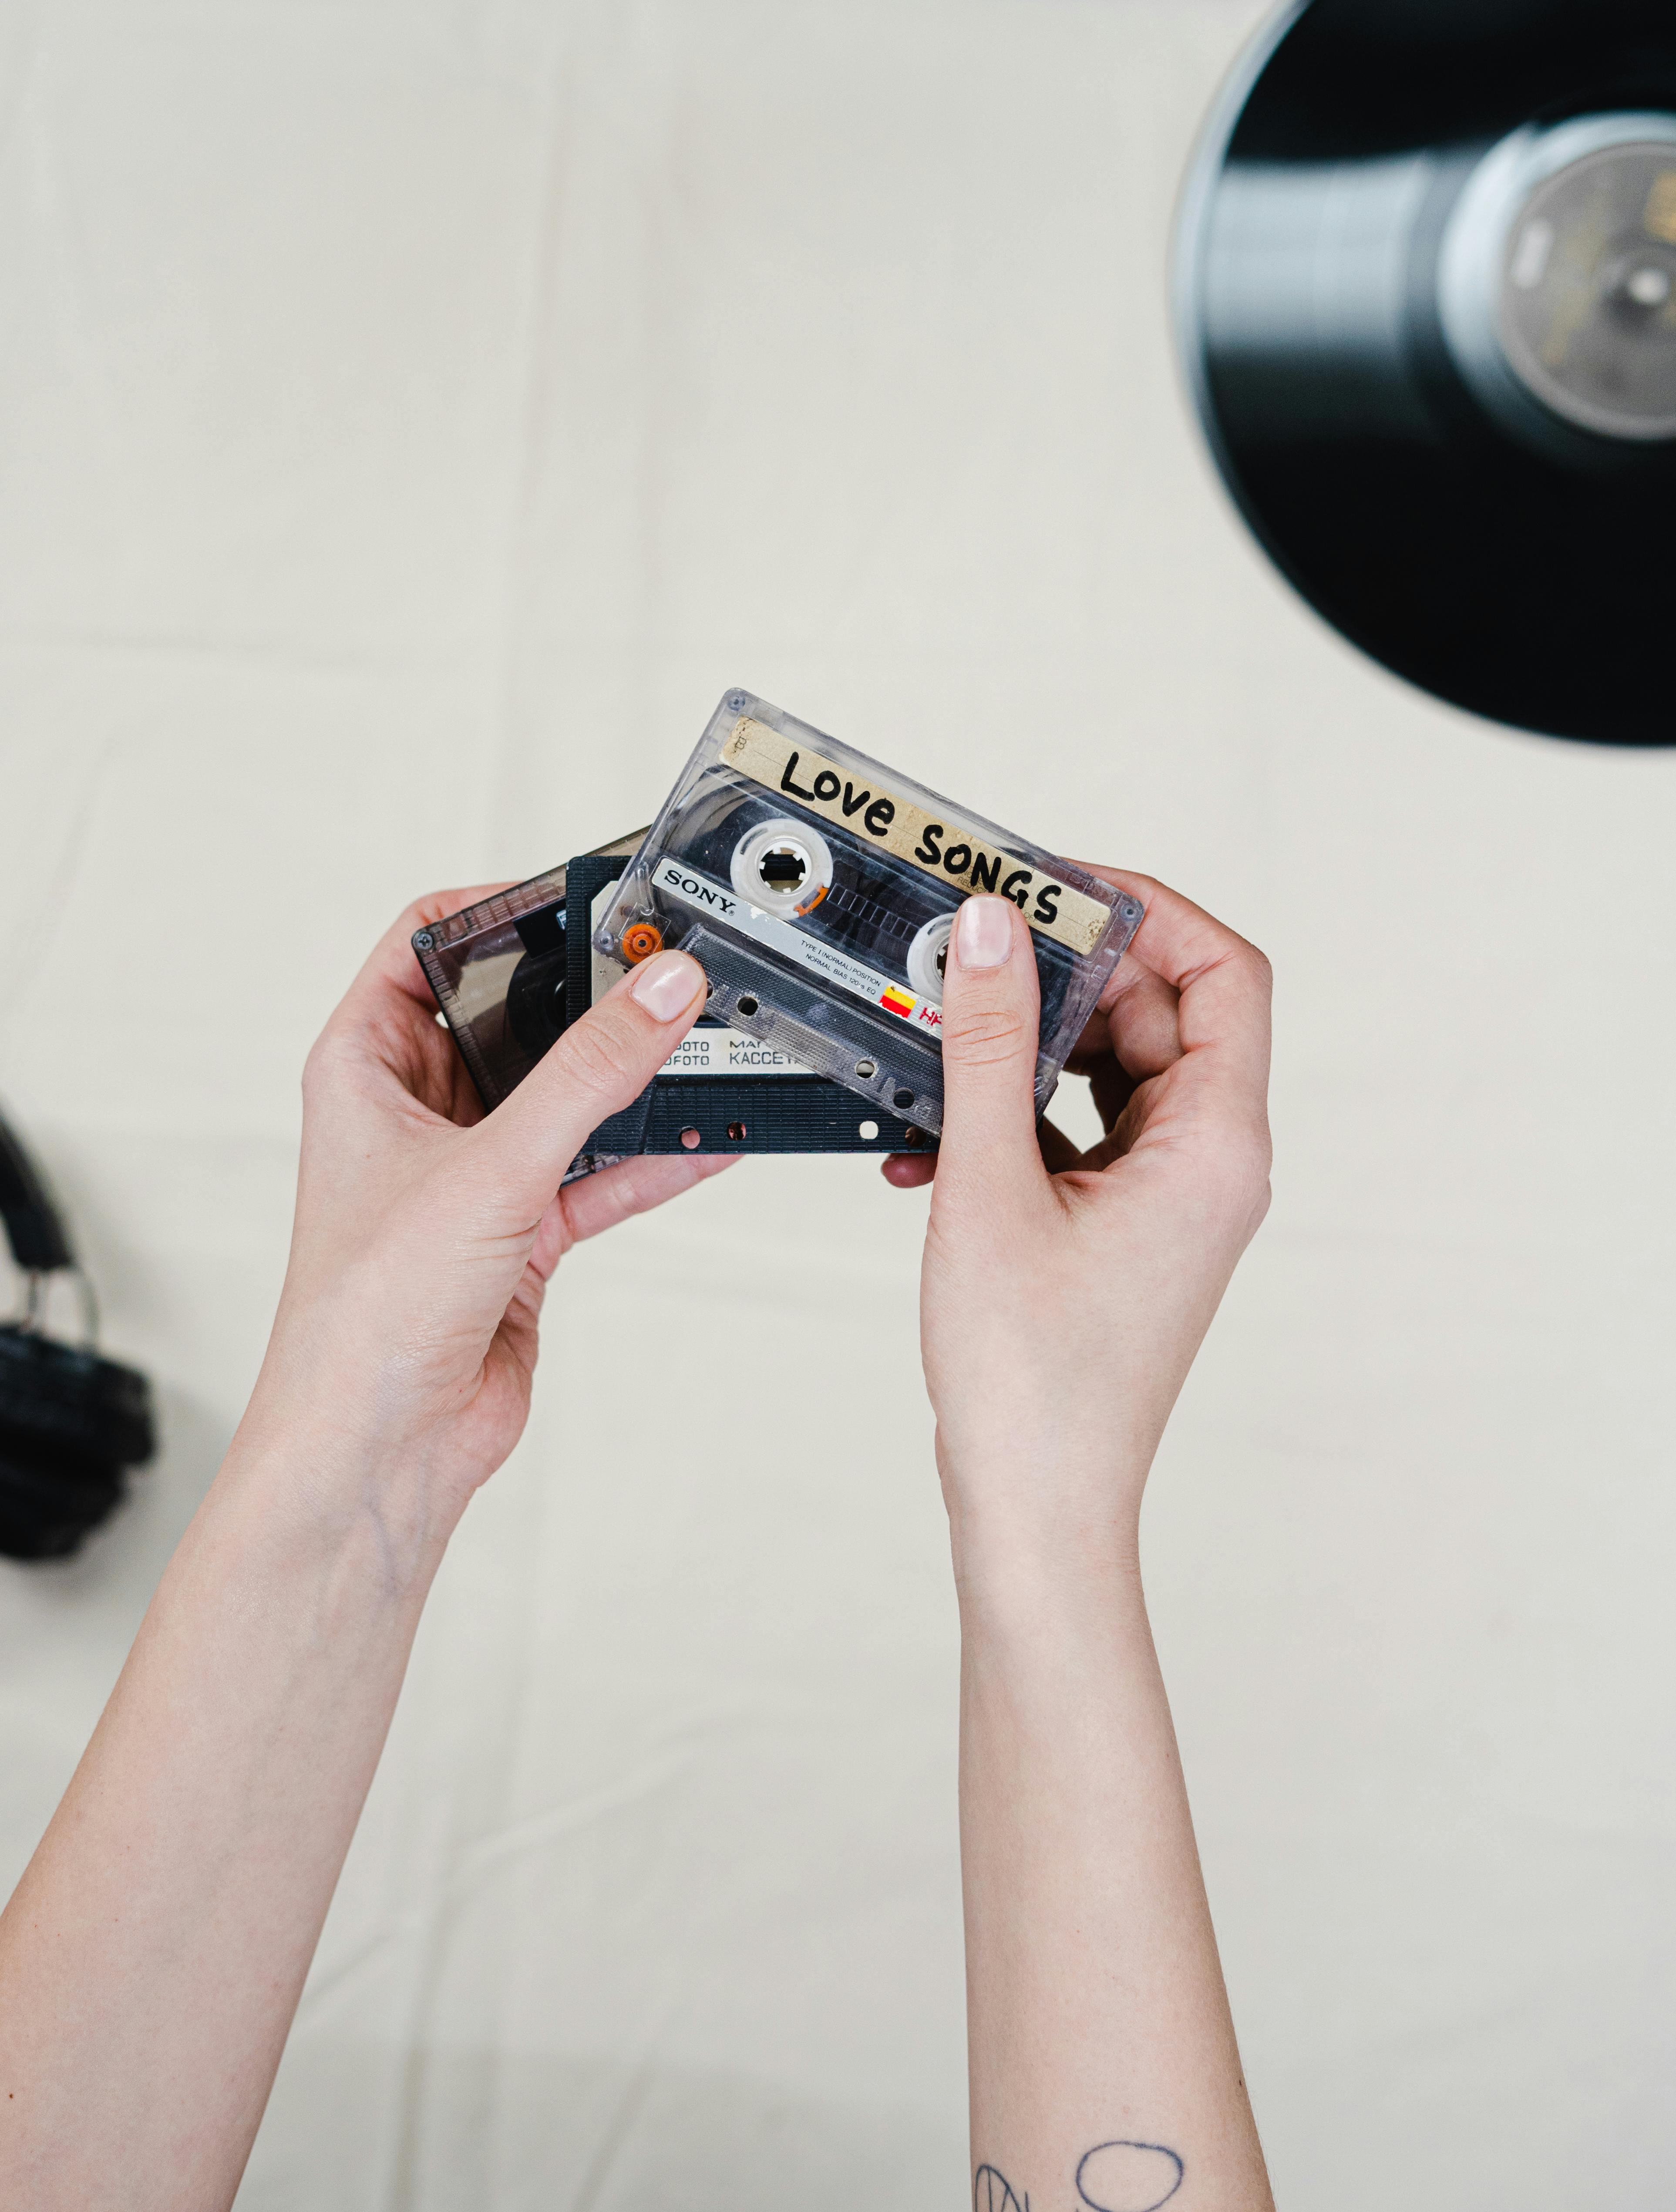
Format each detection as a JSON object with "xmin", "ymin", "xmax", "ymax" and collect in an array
[
  {"xmin": 942, "ymin": 1453, "xmax": 1148, "ymax": 1635},
  {"xmin": 952, "ymin": 1522, "xmax": 1158, "ymax": 1721},
  {"xmin": 219, "ymin": 1387, "xmax": 464, "ymax": 1596}
]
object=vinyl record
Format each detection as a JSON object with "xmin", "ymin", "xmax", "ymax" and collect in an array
[{"xmin": 1176, "ymin": 0, "xmax": 1676, "ymax": 745}]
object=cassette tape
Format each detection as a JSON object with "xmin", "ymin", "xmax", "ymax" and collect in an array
[
  {"xmin": 594, "ymin": 691, "xmax": 1144, "ymax": 1135},
  {"xmin": 413, "ymin": 829, "xmax": 643, "ymax": 1113},
  {"xmin": 413, "ymin": 835, "xmax": 924, "ymax": 1181}
]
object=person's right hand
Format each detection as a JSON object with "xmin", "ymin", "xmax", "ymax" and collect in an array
[{"xmin": 885, "ymin": 874, "xmax": 1272, "ymax": 1576}]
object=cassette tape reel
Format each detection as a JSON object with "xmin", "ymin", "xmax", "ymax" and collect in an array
[
  {"xmin": 905, "ymin": 913, "xmax": 954, "ymax": 1006},
  {"xmin": 414, "ymin": 835, "xmax": 924, "ymax": 1180},
  {"xmin": 1178, "ymin": 0, "xmax": 1676, "ymax": 745},
  {"xmin": 596, "ymin": 691, "xmax": 1144, "ymax": 1137},
  {"xmin": 729, "ymin": 816, "xmax": 835, "ymax": 919}
]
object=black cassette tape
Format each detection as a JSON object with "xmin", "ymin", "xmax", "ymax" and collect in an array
[
  {"xmin": 595, "ymin": 691, "xmax": 1144, "ymax": 1136},
  {"xmin": 413, "ymin": 835, "xmax": 925, "ymax": 1181}
]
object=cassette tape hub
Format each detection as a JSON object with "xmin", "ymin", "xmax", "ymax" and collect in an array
[
  {"xmin": 414, "ymin": 835, "xmax": 922, "ymax": 1183},
  {"xmin": 596, "ymin": 691, "xmax": 1144, "ymax": 1136}
]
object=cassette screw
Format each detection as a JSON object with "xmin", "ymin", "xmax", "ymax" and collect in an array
[
  {"xmin": 726, "ymin": 690, "xmax": 750, "ymax": 712},
  {"xmin": 414, "ymin": 929, "xmax": 435, "ymax": 952}
]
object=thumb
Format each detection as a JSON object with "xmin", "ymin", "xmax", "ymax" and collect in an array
[
  {"xmin": 936, "ymin": 896, "xmax": 1049, "ymax": 1192},
  {"xmin": 469, "ymin": 949, "xmax": 708, "ymax": 1218}
]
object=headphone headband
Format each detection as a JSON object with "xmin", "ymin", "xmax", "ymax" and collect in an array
[
  {"xmin": 0, "ymin": 1112, "xmax": 76, "ymax": 1277},
  {"xmin": 0, "ymin": 1108, "xmax": 155, "ymax": 1559}
]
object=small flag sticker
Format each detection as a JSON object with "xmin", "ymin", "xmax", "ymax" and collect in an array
[{"xmin": 879, "ymin": 985, "xmax": 917, "ymax": 1020}]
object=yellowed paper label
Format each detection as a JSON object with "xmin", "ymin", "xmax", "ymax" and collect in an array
[
  {"xmin": 719, "ymin": 718, "xmax": 1112, "ymax": 957},
  {"xmin": 1646, "ymin": 172, "xmax": 1676, "ymax": 246}
]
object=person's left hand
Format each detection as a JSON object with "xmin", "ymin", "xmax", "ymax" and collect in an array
[
  {"xmin": 236, "ymin": 887, "xmax": 732, "ymax": 1547},
  {"xmin": 878, "ymin": 869, "xmax": 1272, "ymax": 1570}
]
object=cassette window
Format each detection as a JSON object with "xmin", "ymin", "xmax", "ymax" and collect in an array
[{"xmin": 411, "ymin": 865, "xmax": 573, "ymax": 1112}]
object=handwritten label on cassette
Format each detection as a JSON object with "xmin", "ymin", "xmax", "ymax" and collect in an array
[{"xmin": 720, "ymin": 717, "xmax": 1114, "ymax": 956}]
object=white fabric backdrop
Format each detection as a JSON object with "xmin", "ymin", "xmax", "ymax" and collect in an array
[{"xmin": 4, "ymin": 3, "xmax": 1676, "ymax": 2206}]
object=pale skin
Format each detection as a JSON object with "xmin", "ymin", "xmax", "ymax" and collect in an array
[
  {"xmin": 890, "ymin": 878, "xmax": 1274, "ymax": 2212},
  {"xmin": 0, "ymin": 869, "xmax": 1273, "ymax": 2212}
]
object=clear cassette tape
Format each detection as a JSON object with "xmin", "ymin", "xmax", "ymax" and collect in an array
[
  {"xmin": 414, "ymin": 829, "xmax": 643, "ymax": 1112},
  {"xmin": 413, "ymin": 829, "xmax": 926, "ymax": 1180},
  {"xmin": 594, "ymin": 691, "xmax": 1145, "ymax": 1135}
]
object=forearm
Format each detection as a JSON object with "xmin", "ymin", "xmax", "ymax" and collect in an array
[
  {"xmin": 0, "ymin": 1421, "xmax": 449, "ymax": 2212},
  {"xmin": 952, "ymin": 1482, "xmax": 1271, "ymax": 2212}
]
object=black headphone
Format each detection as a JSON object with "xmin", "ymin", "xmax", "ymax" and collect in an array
[{"xmin": 0, "ymin": 1111, "xmax": 156, "ymax": 1561}]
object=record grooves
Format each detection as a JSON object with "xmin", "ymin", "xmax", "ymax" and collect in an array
[{"xmin": 1178, "ymin": 0, "xmax": 1676, "ymax": 745}]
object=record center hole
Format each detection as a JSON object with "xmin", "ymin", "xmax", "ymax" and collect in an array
[
  {"xmin": 680, "ymin": 1128, "xmax": 701, "ymax": 1150},
  {"xmin": 893, "ymin": 1087, "xmax": 915, "ymax": 1110},
  {"xmin": 859, "ymin": 1121, "xmax": 879, "ymax": 1141},
  {"xmin": 1626, "ymin": 265, "xmax": 1672, "ymax": 310},
  {"xmin": 737, "ymin": 995, "xmax": 758, "ymax": 1017},
  {"xmin": 727, "ymin": 1122, "xmax": 747, "ymax": 1142}
]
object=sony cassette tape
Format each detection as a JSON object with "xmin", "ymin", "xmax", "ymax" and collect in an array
[
  {"xmin": 594, "ymin": 691, "xmax": 1144, "ymax": 1135},
  {"xmin": 413, "ymin": 835, "xmax": 922, "ymax": 1179},
  {"xmin": 560, "ymin": 851, "xmax": 922, "ymax": 1176}
]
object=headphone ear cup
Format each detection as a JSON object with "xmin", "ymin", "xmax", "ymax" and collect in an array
[
  {"xmin": 0, "ymin": 1438, "xmax": 125, "ymax": 1561},
  {"xmin": 0, "ymin": 1326, "xmax": 157, "ymax": 1562}
]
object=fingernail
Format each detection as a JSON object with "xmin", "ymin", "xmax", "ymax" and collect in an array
[
  {"xmin": 629, "ymin": 949, "xmax": 703, "ymax": 1022},
  {"xmin": 955, "ymin": 896, "xmax": 1014, "ymax": 970}
]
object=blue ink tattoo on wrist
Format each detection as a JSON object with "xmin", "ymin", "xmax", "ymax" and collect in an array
[
  {"xmin": 974, "ymin": 2141, "xmax": 1184, "ymax": 2212},
  {"xmin": 974, "ymin": 2165, "xmax": 1028, "ymax": 2212},
  {"xmin": 1076, "ymin": 2140, "xmax": 1185, "ymax": 2212}
]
